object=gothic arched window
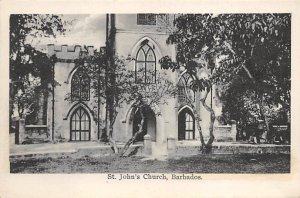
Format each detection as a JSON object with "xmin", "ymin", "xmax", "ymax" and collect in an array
[
  {"xmin": 135, "ymin": 43, "xmax": 156, "ymax": 84},
  {"xmin": 178, "ymin": 72, "xmax": 195, "ymax": 104},
  {"xmin": 178, "ymin": 108, "xmax": 195, "ymax": 140},
  {"xmin": 71, "ymin": 68, "xmax": 90, "ymax": 101},
  {"xmin": 70, "ymin": 107, "xmax": 90, "ymax": 141}
]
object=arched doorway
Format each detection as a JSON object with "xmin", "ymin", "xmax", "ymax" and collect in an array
[
  {"xmin": 70, "ymin": 107, "xmax": 91, "ymax": 141},
  {"xmin": 133, "ymin": 108, "xmax": 156, "ymax": 142},
  {"xmin": 178, "ymin": 108, "xmax": 195, "ymax": 140}
]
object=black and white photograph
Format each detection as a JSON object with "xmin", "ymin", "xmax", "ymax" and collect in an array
[
  {"xmin": 8, "ymin": 13, "xmax": 291, "ymax": 173},
  {"xmin": 1, "ymin": 0, "xmax": 300, "ymax": 197}
]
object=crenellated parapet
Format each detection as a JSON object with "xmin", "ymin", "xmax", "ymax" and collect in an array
[{"xmin": 47, "ymin": 44, "xmax": 95, "ymax": 61}]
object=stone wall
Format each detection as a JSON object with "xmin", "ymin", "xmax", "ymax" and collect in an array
[
  {"xmin": 214, "ymin": 122, "xmax": 237, "ymax": 142},
  {"xmin": 112, "ymin": 14, "xmax": 233, "ymax": 148},
  {"xmin": 112, "ymin": 18, "xmax": 178, "ymax": 145},
  {"xmin": 47, "ymin": 45, "xmax": 99, "ymax": 142},
  {"xmin": 17, "ymin": 119, "xmax": 50, "ymax": 144},
  {"xmin": 174, "ymin": 144, "xmax": 290, "ymax": 155}
]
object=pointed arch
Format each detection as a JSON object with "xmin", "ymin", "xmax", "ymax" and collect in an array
[
  {"xmin": 131, "ymin": 36, "xmax": 163, "ymax": 59},
  {"xmin": 135, "ymin": 42, "xmax": 156, "ymax": 84},
  {"xmin": 122, "ymin": 102, "xmax": 163, "ymax": 124},
  {"xmin": 178, "ymin": 105, "xmax": 194, "ymax": 114},
  {"xmin": 63, "ymin": 102, "xmax": 95, "ymax": 121},
  {"xmin": 70, "ymin": 106, "xmax": 91, "ymax": 141},
  {"xmin": 71, "ymin": 68, "xmax": 90, "ymax": 101},
  {"xmin": 130, "ymin": 37, "xmax": 164, "ymax": 85},
  {"xmin": 65, "ymin": 65, "xmax": 80, "ymax": 84},
  {"xmin": 132, "ymin": 107, "xmax": 157, "ymax": 142},
  {"xmin": 121, "ymin": 102, "xmax": 137, "ymax": 123},
  {"xmin": 177, "ymin": 71, "xmax": 195, "ymax": 104},
  {"xmin": 122, "ymin": 103, "xmax": 165, "ymax": 143},
  {"xmin": 178, "ymin": 107, "xmax": 195, "ymax": 140}
]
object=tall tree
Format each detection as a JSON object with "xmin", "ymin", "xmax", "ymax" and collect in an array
[
  {"xmin": 160, "ymin": 14, "xmax": 221, "ymax": 153},
  {"xmin": 160, "ymin": 14, "xmax": 290, "ymax": 149},
  {"xmin": 10, "ymin": 15, "xmax": 66, "ymax": 128},
  {"xmin": 214, "ymin": 14, "xmax": 291, "ymax": 134}
]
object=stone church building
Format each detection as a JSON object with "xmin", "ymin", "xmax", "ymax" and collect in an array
[{"xmin": 18, "ymin": 14, "xmax": 237, "ymax": 151}]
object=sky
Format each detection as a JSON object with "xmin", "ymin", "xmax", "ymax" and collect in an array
[{"xmin": 29, "ymin": 14, "xmax": 107, "ymax": 51}]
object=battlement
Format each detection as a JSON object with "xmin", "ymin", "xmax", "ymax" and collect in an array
[{"xmin": 47, "ymin": 44, "xmax": 95, "ymax": 60}]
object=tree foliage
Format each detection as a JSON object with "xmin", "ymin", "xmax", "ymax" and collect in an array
[
  {"xmin": 213, "ymin": 14, "xmax": 291, "ymax": 108},
  {"xmin": 160, "ymin": 13, "xmax": 290, "ymax": 146},
  {"xmin": 10, "ymin": 14, "xmax": 66, "ymax": 81},
  {"xmin": 160, "ymin": 15, "xmax": 219, "ymax": 152},
  {"xmin": 10, "ymin": 15, "xmax": 66, "ymax": 123},
  {"xmin": 67, "ymin": 51, "xmax": 176, "ymax": 155},
  {"xmin": 212, "ymin": 14, "xmax": 291, "ymax": 138}
]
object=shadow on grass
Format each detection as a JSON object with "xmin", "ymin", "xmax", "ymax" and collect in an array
[{"xmin": 10, "ymin": 153, "xmax": 290, "ymax": 174}]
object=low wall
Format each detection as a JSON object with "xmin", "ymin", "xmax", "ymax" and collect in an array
[
  {"xmin": 10, "ymin": 133, "xmax": 15, "ymax": 146},
  {"xmin": 175, "ymin": 144, "xmax": 290, "ymax": 156},
  {"xmin": 272, "ymin": 125, "xmax": 290, "ymax": 144},
  {"xmin": 273, "ymin": 125, "xmax": 288, "ymax": 131},
  {"xmin": 18, "ymin": 119, "xmax": 50, "ymax": 144},
  {"xmin": 214, "ymin": 121, "xmax": 237, "ymax": 142}
]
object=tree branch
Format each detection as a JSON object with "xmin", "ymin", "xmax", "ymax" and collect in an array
[
  {"xmin": 121, "ymin": 107, "xmax": 145, "ymax": 156},
  {"xmin": 224, "ymin": 41, "xmax": 256, "ymax": 82}
]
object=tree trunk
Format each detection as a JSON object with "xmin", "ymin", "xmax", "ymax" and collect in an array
[
  {"xmin": 199, "ymin": 90, "xmax": 215, "ymax": 153},
  {"xmin": 120, "ymin": 108, "xmax": 145, "ymax": 157},
  {"xmin": 18, "ymin": 98, "xmax": 24, "ymax": 119},
  {"xmin": 281, "ymin": 101, "xmax": 290, "ymax": 124},
  {"xmin": 193, "ymin": 108, "xmax": 205, "ymax": 146},
  {"xmin": 257, "ymin": 94, "xmax": 271, "ymax": 143},
  {"xmin": 242, "ymin": 64, "xmax": 270, "ymax": 135},
  {"xmin": 258, "ymin": 95, "xmax": 270, "ymax": 132},
  {"xmin": 107, "ymin": 110, "xmax": 118, "ymax": 154},
  {"xmin": 108, "ymin": 124, "xmax": 118, "ymax": 154},
  {"xmin": 9, "ymin": 83, "xmax": 17, "ymax": 133},
  {"xmin": 200, "ymin": 99, "xmax": 215, "ymax": 145},
  {"xmin": 227, "ymin": 42, "xmax": 271, "ymax": 138},
  {"xmin": 42, "ymin": 90, "xmax": 49, "ymax": 125},
  {"xmin": 187, "ymin": 90, "xmax": 215, "ymax": 154}
]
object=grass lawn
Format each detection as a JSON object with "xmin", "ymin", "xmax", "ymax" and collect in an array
[{"xmin": 10, "ymin": 153, "xmax": 290, "ymax": 173}]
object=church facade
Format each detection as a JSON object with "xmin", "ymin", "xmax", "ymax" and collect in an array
[{"xmin": 18, "ymin": 14, "xmax": 237, "ymax": 149}]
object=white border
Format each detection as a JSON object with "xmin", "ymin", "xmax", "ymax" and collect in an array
[{"xmin": 1, "ymin": 1, "xmax": 300, "ymax": 197}]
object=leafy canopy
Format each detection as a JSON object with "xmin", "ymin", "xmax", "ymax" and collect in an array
[{"xmin": 160, "ymin": 14, "xmax": 290, "ymax": 123}]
